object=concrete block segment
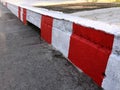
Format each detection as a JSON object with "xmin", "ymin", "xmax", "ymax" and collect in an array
[
  {"xmin": 102, "ymin": 54, "xmax": 120, "ymax": 90},
  {"xmin": 27, "ymin": 10, "xmax": 41, "ymax": 28},
  {"xmin": 2, "ymin": 1, "xmax": 120, "ymax": 89},
  {"xmin": 68, "ymin": 23, "xmax": 114, "ymax": 86},
  {"xmin": 53, "ymin": 19, "xmax": 72, "ymax": 33},
  {"xmin": 41, "ymin": 15, "xmax": 53, "ymax": 44},
  {"xmin": 52, "ymin": 28, "xmax": 71, "ymax": 57},
  {"xmin": 10, "ymin": 6, "xmax": 17, "ymax": 16},
  {"xmin": 52, "ymin": 19, "xmax": 72, "ymax": 57},
  {"xmin": 112, "ymin": 36, "xmax": 120, "ymax": 56},
  {"xmin": 102, "ymin": 34, "xmax": 120, "ymax": 90},
  {"xmin": 6, "ymin": 3, "xmax": 18, "ymax": 16}
]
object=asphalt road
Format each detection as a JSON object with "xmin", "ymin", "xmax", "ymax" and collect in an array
[{"xmin": 0, "ymin": 3, "xmax": 102, "ymax": 90}]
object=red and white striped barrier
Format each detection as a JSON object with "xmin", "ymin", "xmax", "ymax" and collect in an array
[
  {"xmin": 18, "ymin": 7, "xmax": 27, "ymax": 25},
  {"xmin": 1, "ymin": 1, "xmax": 120, "ymax": 90}
]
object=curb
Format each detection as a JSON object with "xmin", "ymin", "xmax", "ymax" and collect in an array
[{"xmin": 1, "ymin": 1, "xmax": 120, "ymax": 90}]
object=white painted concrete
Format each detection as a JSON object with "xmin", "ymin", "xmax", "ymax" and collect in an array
[
  {"xmin": 27, "ymin": 10, "xmax": 41, "ymax": 28},
  {"xmin": 102, "ymin": 54, "xmax": 120, "ymax": 90},
  {"xmin": 52, "ymin": 19, "xmax": 72, "ymax": 57},
  {"xmin": 7, "ymin": 3, "xmax": 18, "ymax": 16},
  {"xmin": 53, "ymin": 19, "xmax": 72, "ymax": 33},
  {"xmin": 20, "ymin": 8, "xmax": 23, "ymax": 21},
  {"xmin": 102, "ymin": 33, "xmax": 120, "ymax": 90},
  {"xmin": 112, "ymin": 35, "xmax": 120, "ymax": 56}
]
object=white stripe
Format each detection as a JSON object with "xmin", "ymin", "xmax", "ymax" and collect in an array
[
  {"xmin": 7, "ymin": 3, "xmax": 18, "ymax": 16},
  {"xmin": 102, "ymin": 54, "xmax": 120, "ymax": 90},
  {"xmin": 102, "ymin": 36, "xmax": 120, "ymax": 90},
  {"xmin": 21, "ymin": 8, "xmax": 23, "ymax": 21},
  {"xmin": 52, "ymin": 19, "xmax": 72, "ymax": 57},
  {"xmin": 27, "ymin": 10, "xmax": 41, "ymax": 28},
  {"xmin": 53, "ymin": 19, "xmax": 72, "ymax": 34},
  {"xmin": 112, "ymin": 35, "xmax": 120, "ymax": 56}
]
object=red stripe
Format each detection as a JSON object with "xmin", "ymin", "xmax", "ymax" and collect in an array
[
  {"xmin": 23, "ymin": 8, "xmax": 27, "ymax": 25},
  {"xmin": 73, "ymin": 23, "xmax": 114, "ymax": 49},
  {"xmin": 18, "ymin": 7, "xmax": 21, "ymax": 19},
  {"xmin": 41, "ymin": 15, "xmax": 53, "ymax": 44},
  {"xmin": 68, "ymin": 23, "xmax": 114, "ymax": 86}
]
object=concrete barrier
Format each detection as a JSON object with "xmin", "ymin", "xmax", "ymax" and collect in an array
[
  {"xmin": 52, "ymin": 18, "xmax": 72, "ymax": 57},
  {"xmin": 7, "ymin": 3, "xmax": 18, "ymax": 16},
  {"xmin": 27, "ymin": 9, "xmax": 41, "ymax": 28},
  {"xmin": 1, "ymin": 1, "xmax": 120, "ymax": 90}
]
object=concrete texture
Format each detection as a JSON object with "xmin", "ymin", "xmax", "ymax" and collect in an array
[
  {"xmin": 52, "ymin": 19, "xmax": 72, "ymax": 57},
  {"xmin": 71, "ymin": 7, "xmax": 120, "ymax": 26},
  {"xmin": 27, "ymin": 10, "xmax": 41, "ymax": 28},
  {"xmin": 0, "ymin": 3, "xmax": 103, "ymax": 90},
  {"xmin": 102, "ymin": 54, "xmax": 120, "ymax": 90}
]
